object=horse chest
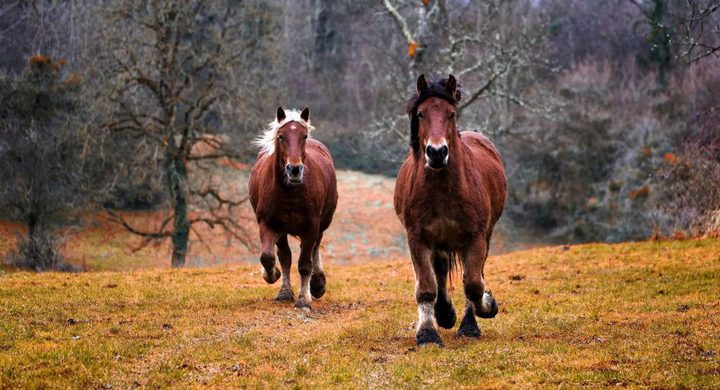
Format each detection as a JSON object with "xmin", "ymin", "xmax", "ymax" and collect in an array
[
  {"xmin": 269, "ymin": 203, "xmax": 306, "ymax": 229},
  {"xmin": 421, "ymin": 213, "xmax": 473, "ymax": 250},
  {"xmin": 261, "ymin": 193, "xmax": 317, "ymax": 235}
]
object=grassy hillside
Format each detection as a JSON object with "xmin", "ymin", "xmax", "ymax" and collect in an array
[{"xmin": 1, "ymin": 239, "xmax": 718, "ymax": 388}]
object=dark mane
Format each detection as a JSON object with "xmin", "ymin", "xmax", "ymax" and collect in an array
[{"xmin": 405, "ymin": 77, "xmax": 463, "ymax": 154}]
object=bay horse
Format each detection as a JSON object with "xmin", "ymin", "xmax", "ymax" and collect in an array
[
  {"xmin": 249, "ymin": 107, "xmax": 338, "ymax": 310},
  {"xmin": 394, "ymin": 74, "xmax": 507, "ymax": 346}
]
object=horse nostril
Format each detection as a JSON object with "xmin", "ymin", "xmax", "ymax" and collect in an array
[
  {"xmin": 439, "ymin": 145, "xmax": 448, "ymax": 157},
  {"xmin": 425, "ymin": 145, "xmax": 434, "ymax": 156},
  {"xmin": 291, "ymin": 166, "xmax": 300, "ymax": 176}
]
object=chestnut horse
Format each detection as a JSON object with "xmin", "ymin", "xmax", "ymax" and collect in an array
[
  {"xmin": 249, "ymin": 107, "xmax": 338, "ymax": 310},
  {"xmin": 394, "ymin": 75, "xmax": 507, "ymax": 346}
]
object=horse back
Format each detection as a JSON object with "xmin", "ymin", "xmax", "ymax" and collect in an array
[
  {"xmin": 461, "ymin": 131, "xmax": 507, "ymax": 224},
  {"xmin": 306, "ymin": 139, "xmax": 339, "ymax": 224}
]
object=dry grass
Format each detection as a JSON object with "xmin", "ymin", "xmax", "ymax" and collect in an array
[{"xmin": 1, "ymin": 238, "xmax": 719, "ymax": 388}]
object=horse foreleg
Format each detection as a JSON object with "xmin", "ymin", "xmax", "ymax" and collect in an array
[
  {"xmin": 410, "ymin": 237, "xmax": 442, "ymax": 346},
  {"xmin": 259, "ymin": 225, "xmax": 280, "ymax": 284},
  {"xmin": 432, "ymin": 251, "xmax": 456, "ymax": 329},
  {"xmin": 458, "ymin": 238, "xmax": 498, "ymax": 338},
  {"xmin": 294, "ymin": 236, "xmax": 316, "ymax": 310},
  {"xmin": 310, "ymin": 233, "xmax": 326, "ymax": 299},
  {"xmin": 275, "ymin": 235, "xmax": 294, "ymax": 301}
]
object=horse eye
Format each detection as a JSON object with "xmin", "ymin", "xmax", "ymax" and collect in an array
[
  {"xmin": 417, "ymin": 112, "xmax": 424, "ymax": 119},
  {"xmin": 278, "ymin": 135, "xmax": 284, "ymax": 141},
  {"xmin": 303, "ymin": 135, "xmax": 308, "ymax": 140},
  {"xmin": 449, "ymin": 112, "xmax": 456, "ymax": 119}
]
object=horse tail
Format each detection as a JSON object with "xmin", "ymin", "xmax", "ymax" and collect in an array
[{"xmin": 446, "ymin": 251, "xmax": 464, "ymax": 287}]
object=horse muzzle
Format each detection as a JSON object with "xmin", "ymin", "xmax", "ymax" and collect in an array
[
  {"xmin": 285, "ymin": 163, "xmax": 304, "ymax": 184},
  {"xmin": 425, "ymin": 144, "xmax": 449, "ymax": 169}
]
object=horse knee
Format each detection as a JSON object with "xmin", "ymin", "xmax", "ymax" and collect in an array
[{"xmin": 464, "ymin": 279, "xmax": 485, "ymax": 303}]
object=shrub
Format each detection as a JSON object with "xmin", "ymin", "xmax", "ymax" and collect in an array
[
  {"xmin": 5, "ymin": 231, "xmax": 78, "ymax": 272},
  {"xmin": 651, "ymin": 108, "xmax": 720, "ymax": 237}
]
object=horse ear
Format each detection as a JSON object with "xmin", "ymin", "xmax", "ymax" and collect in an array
[
  {"xmin": 301, "ymin": 107, "xmax": 310, "ymax": 122},
  {"xmin": 277, "ymin": 107, "xmax": 286, "ymax": 122},
  {"xmin": 416, "ymin": 74, "xmax": 428, "ymax": 93},
  {"xmin": 445, "ymin": 74, "xmax": 457, "ymax": 97}
]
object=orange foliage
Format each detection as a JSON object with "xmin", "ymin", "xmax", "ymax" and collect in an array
[
  {"xmin": 29, "ymin": 55, "xmax": 49, "ymax": 65},
  {"xmin": 640, "ymin": 146, "xmax": 652, "ymax": 157},
  {"xmin": 422, "ymin": 0, "xmax": 431, "ymax": 5},
  {"xmin": 408, "ymin": 40, "xmax": 418, "ymax": 58},
  {"xmin": 663, "ymin": 152, "xmax": 677, "ymax": 164}
]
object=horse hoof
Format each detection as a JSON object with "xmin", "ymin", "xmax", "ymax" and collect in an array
[
  {"xmin": 416, "ymin": 328, "xmax": 443, "ymax": 346},
  {"xmin": 275, "ymin": 289, "xmax": 295, "ymax": 301},
  {"xmin": 310, "ymin": 273, "xmax": 326, "ymax": 299},
  {"xmin": 294, "ymin": 299, "xmax": 312, "ymax": 311},
  {"xmin": 457, "ymin": 323, "xmax": 481, "ymax": 338},
  {"xmin": 476, "ymin": 291, "xmax": 498, "ymax": 319},
  {"xmin": 435, "ymin": 301, "xmax": 456, "ymax": 329},
  {"xmin": 262, "ymin": 266, "xmax": 281, "ymax": 284}
]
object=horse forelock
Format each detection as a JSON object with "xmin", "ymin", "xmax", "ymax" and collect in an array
[
  {"xmin": 406, "ymin": 77, "xmax": 463, "ymax": 154},
  {"xmin": 254, "ymin": 109, "xmax": 315, "ymax": 156}
]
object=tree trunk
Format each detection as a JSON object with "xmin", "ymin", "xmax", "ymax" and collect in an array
[
  {"xmin": 27, "ymin": 209, "xmax": 38, "ymax": 242},
  {"xmin": 168, "ymin": 155, "xmax": 189, "ymax": 268},
  {"xmin": 650, "ymin": 0, "xmax": 671, "ymax": 87}
]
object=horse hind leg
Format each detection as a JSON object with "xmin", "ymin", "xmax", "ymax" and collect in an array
[
  {"xmin": 432, "ymin": 250, "xmax": 456, "ymax": 329},
  {"xmin": 457, "ymin": 239, "xmax": 498, "ymax": 338},
  {"xmin": 275, "ymin": 235, "xmax": 294, "ymax": 301},
  {"xmin": 259, "ymin": 225, "xmax": 280, "ymax": 284},
  {"xmin": 310, "ymin": 235, "xmax": 326, "ymax": 299},
  {"xmin": 294, "ymin": 237, "xmax": 316, "ymax": 310}
]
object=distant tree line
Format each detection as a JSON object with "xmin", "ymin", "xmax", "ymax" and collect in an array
[{"xmin": 0, "ymin": 0, "xmax": 718, "ymax": 270}]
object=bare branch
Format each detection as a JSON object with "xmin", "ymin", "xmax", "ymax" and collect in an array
[{"xmin": 382, "ymin": 0, "xmax": 414, "ymax": 44}]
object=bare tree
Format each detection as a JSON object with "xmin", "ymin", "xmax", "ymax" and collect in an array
[
  {"xmin": 675, "ymin": 0, "xmax": 720, "ymax": 62},
  {"xmin": 381, "ymin": 0, "xmax": 549, "ymax": 109},
  {"xmin": 629, "ymin": 0, "xmax": 720, "ymax": 64},
  {"xmin": 369, "ymin": 0, "xmax": 555, "ymax": 171},
  {"xmin": 102, "ymin": 1, "xmax": 253, "ymax": 267}
]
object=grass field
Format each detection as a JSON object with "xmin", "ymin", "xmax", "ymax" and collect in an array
[{"xmin": 1, "ymin": 238, "xmax": 719, "ymax": 388}]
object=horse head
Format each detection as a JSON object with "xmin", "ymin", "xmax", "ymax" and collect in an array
[
  {"xmin": 264, "ymin": 107, "xmax": 313, "ymax": 185},
  {"xmin": 407, "ymin": 74, "xmax": 462, "ymax": 170}
]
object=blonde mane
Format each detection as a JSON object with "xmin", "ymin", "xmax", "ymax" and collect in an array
[{"xmin": 254, "ymin": 109, "xmax": 315, "ymax": 155}]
